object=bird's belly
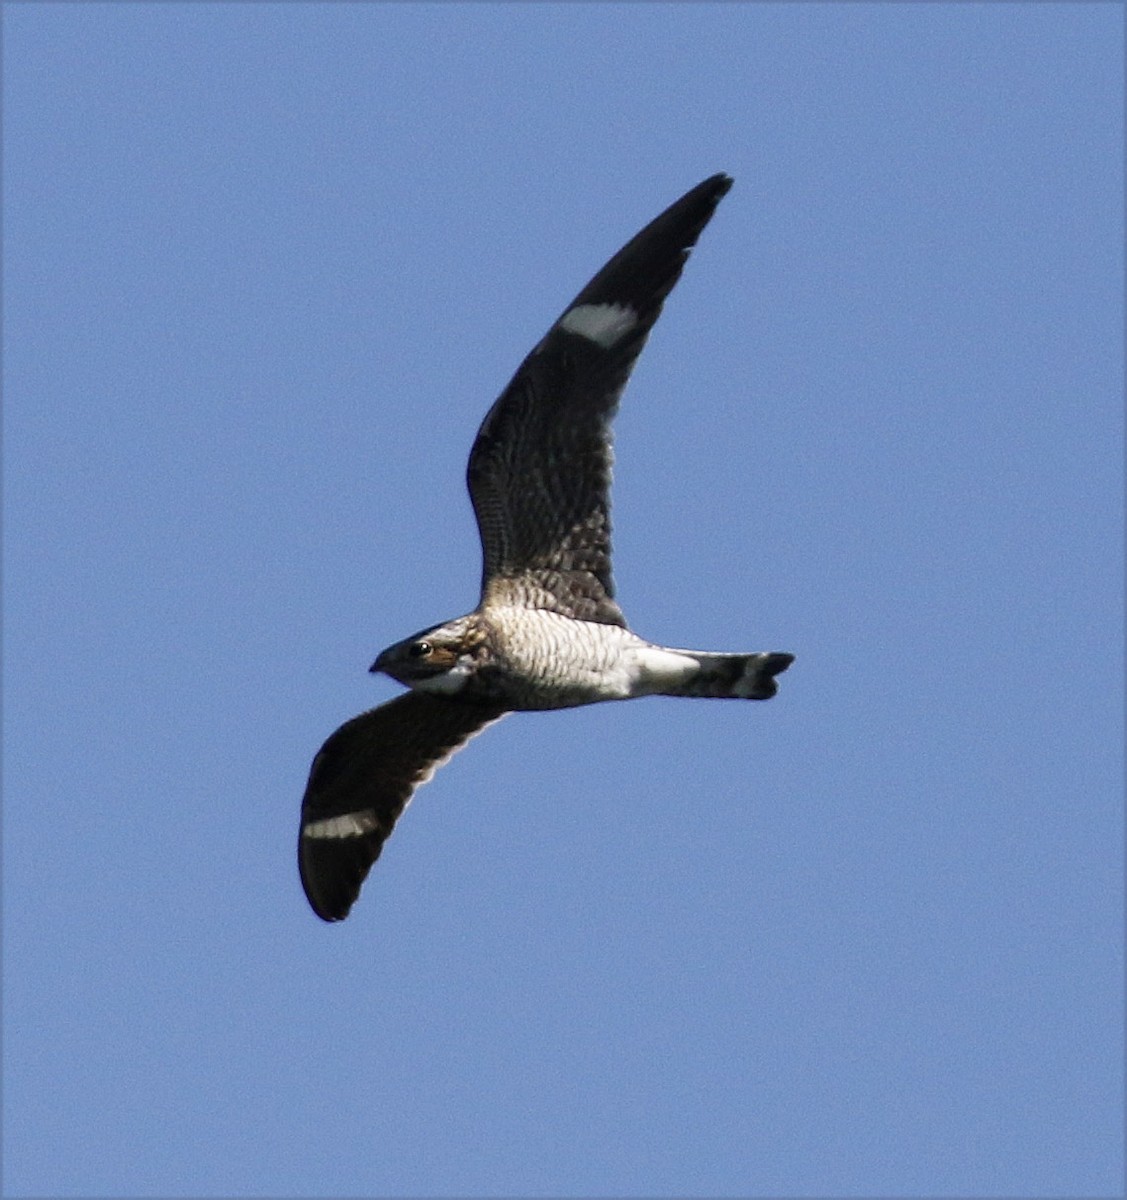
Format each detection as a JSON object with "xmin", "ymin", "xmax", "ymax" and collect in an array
[{"xmin": 484, "ymin": 609, "xmax": 650, "ymax": 710}]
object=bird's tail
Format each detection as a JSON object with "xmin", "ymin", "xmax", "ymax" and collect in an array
[{"xmin": 662, "ymin": 650, "xmax": 795, "ymax": 700}]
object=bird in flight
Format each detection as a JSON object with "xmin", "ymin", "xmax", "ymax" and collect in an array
[{"xmin": 299, "ymin": 173, "xmax": 794, "ymax": 921}]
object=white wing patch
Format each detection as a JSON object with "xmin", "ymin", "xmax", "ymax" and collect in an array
[
  {"xmin": 303, "ymin": 810, "xmax": 381, "ymax": 840},
  {"xmin": 558, "ymin": 302, "xmax": 637, "ymax": 348}
]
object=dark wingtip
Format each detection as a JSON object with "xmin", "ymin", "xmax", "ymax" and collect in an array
[
  {"xmin": 556, "ymin": 171, "xmax": 737, "ymax": 336},
  {"xmin": 702, "ymin": 172, "xmax": 734, "ymax": 196},
  {"xmin": 299, "ymin": 833, "xmax": 370, "ymax": 922},
  {"xmin": 677, "ymin": 172, "xmax": 734, "ymax": 216}
]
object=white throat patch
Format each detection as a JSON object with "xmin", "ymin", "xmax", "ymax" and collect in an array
[{"xmin": 413, "ymin": 658, "xmax": 473, "ymax": 695}]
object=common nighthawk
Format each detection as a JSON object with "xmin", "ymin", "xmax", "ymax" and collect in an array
[{"xmin": 299, "ymin": 173, "xmax": 794, "ymax": 921}]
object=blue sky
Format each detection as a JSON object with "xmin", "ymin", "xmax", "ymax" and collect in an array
[{"xmin": 3, "ymin": 3, "xmax": 1123, "ymax": 1196}]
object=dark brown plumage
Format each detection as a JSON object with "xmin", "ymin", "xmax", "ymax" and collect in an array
[{"xmin": 298, "ymin": 174, "xmax": 793, "ymax": 922}]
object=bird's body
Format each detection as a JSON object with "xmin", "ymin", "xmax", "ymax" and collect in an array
[
  {"xmin": 299, "ymin": 173, "xmax": 794, "ymax": 922},
  {"xmin": 415, "ymin": 609, "xmax": 667, "ymax": 709},
  {"xmin": 382, "ymin": 608, "xmax": 790, "ymax": 709}
]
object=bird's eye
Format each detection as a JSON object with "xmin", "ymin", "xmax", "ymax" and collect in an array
[{"xmin": 408, "ymin": 641, "xmax": 432, "ymax": 659}]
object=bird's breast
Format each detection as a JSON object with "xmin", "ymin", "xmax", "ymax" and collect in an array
[{"xmin": 478, "ymin": 607, "xmax": 644, "ymax": 710}]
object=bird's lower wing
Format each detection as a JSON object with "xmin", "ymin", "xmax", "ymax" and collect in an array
[{"xmin": 298, "ymin": 691, "xmax": 508, "ymax": 921}]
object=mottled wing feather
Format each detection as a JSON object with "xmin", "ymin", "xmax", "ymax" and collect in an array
[
  {"xmin": 467, "ymin": 173, "xmax": 733, "ymax": 625},
  {"xmin": 298, "ymin": 691, "xmax": 507, "ymax": 921}
]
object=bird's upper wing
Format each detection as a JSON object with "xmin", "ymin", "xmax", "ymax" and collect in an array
[
  {"xmin": 467, "ymin": 173, "xmax": 733, "ymax": 625},
  {"xmin": 298, "ymin": 691, "xmax": 507, "ymax": 921}
]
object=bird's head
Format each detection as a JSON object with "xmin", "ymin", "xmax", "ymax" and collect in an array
[{"xmin": 370, "ymin": 617, "xmax": 484, "ymax": 695}]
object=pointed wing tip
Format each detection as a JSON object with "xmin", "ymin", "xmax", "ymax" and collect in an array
[
  {"xmin": 681, "ymin": 172, "xmax": 734, "ymax": 215},
  {"xmin": 299, "ymin": 834, "xmax": 373, "ymax": 922},
  {"xmin": 680, "ymin": 172, "xmax": 735, "ymax": 233}
]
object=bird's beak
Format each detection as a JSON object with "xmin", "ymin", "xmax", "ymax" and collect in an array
[{"xmin": 369, "ymin": 648, "xmax": 390, "ymax": 675}]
